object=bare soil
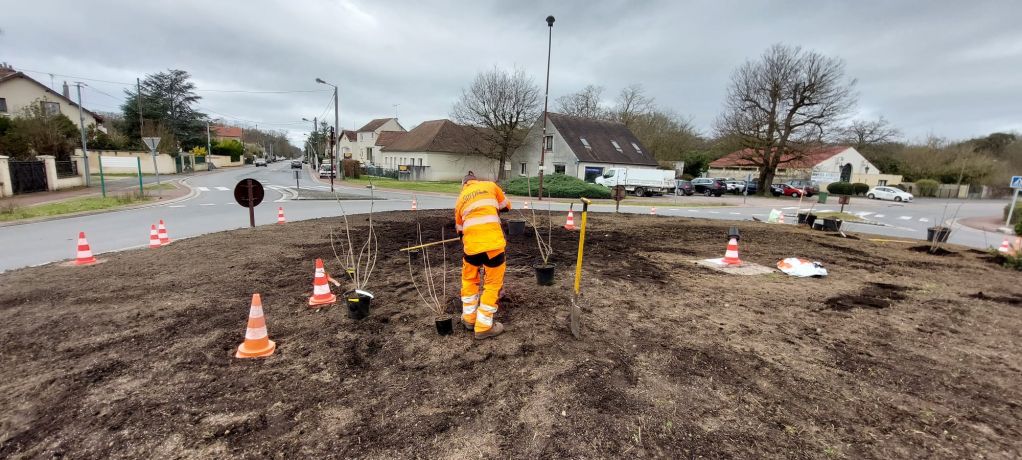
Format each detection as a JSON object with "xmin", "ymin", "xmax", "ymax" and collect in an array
[{"xmin": 1, "ymin": 211, "xmax": 1020, "ymax": 459}]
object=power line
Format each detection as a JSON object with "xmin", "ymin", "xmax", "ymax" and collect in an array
[{"xmin": 15, "ymin": 67, "xmax": 326, "ymax": 94}]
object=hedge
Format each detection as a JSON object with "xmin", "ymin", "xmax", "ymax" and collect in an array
[
  {"xmin": 916, "ymin": 179, "xmax": 940, "ymax": 197},
  {"xmin": 1006, "ymin": 202, "xmax": 1022, "ymax": 226},
  {"xmin": 826, "ymin": 182, "xmax": 854, "ymax": 195},
  {"xmin": 852, "ymin": 183, "xmax": 870, "ymax": 196},
  {"xmin": 504, "ymin": 175, "xmax": 611, "ymax": 199}
]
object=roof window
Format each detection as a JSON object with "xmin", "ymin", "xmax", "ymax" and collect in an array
[
  {"xmin": 611, "ymin": 140, "xmax": 623, "ymax": 153},
  {"xmin": 580, "ymin": 137, "xmax": 591, "ymax": 149}
]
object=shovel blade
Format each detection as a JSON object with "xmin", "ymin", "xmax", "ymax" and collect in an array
[{"xmin": 569, "ymin": 300, "xmax": 581, "ymax": 339}]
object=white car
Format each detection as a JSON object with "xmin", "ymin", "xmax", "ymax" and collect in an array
[
  {"xmin": 867, "ymin": 186, "xmax": 913, "ymax": 202},
  {"xmin": 724, "ymin": 180, "xmax": 745, "ymax": 193}
]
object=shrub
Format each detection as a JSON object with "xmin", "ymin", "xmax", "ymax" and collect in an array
[
  {"xmin": 504, "ymin": 175, "xmax": 611, "ymax": 199},
  {"xmin": 1006, "ymin": 202, "xmax": 1022, "ymax": 226},
  {"xmin": 1016, "ymin": 219, "xmax": 1022, "ymax": 236},
  {"xmin": 916, "ymin": 179, "xmax": 940, "ymax": 197},
  {"xmin": 852, "ymin": 183, "xmax": 870, "ymax": 196},
  {"xmin": 826, "ymin": 182, "xmax": 854, "ymax": 195}
]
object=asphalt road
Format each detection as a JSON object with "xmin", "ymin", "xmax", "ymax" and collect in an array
[{"xmin": 0, "ymin": 163, "xmax": 1013, "ymax": 272}]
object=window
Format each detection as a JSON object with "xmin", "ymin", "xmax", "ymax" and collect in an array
[
  {"xmin": 610, "ymin": 140, "xmax": 623, "ymax": 153},
  {"xmin": 878, "ymin": 180, "xmax": 887, "ymax": 186},
  {"xmin": 580, "ymin": 137, "xmax": 591, "ymax": 149},
  {"xmin": 631, "ymin": 142, "xmax": 642, "ymax": 153},
  {"xmin": 417, "ymin": 158, "xmax": 422, "ymax": 166},
  {"xmin": 365, "ymin": 147, "xmax": 372, "ymax": 162},
  {"xmin": 583, "ymin": 166, "xmax": 604, "ymax": 183},
  {"xmin": 544, "ymin": 135, "xmax": 553, "ymax": 151},
  {"xmin": 41, "ymin": 101, "xmax": 60, "ymax": 116},
  {"xmin": 0, "ymin": 97, "xmax": 6, "ymax": 113},
  {"xmin": 553, "ymin": 163, "xmax": 565, "ymax": 174},
  {"xmin": 520, "ymin": 162, "xmax": 527, "ymax": 176}
]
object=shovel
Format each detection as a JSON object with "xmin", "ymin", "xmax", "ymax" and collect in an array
[{"xmin": 570, "ymin": 197, "xmax": 592, "ymax": 339}]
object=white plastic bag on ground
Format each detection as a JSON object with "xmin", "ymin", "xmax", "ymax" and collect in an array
[
  {"xmin": 767, "ymin": 209, "xmax": 782, "ymax": 223},
  {"xmin": 777, "ymin": 258, "xmax": 827, "ymax": 277}
]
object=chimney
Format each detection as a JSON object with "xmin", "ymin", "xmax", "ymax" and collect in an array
[{"xmin": 62, "ymin": 81, "xmax": 70, "ymax": 99}]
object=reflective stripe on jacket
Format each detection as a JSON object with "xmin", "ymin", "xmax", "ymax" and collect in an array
[{"xmin": 455, "ymin": 180, "xmax": 511, "ymax": 255}]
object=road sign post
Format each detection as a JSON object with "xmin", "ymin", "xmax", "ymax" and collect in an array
[
  {"xmin": 1007, "ymin": 176, "xmax": 1022, "ymax": 227},
  {"xmin": 294, "ymin": 170, "xmax": 301, "ymax": 199},
  {"xmin": 142, "ymin": 137, "xmax": 161, "ymax": 198},
  {"xmin": 234, "ymin": 178, "xmax": 265, "ymax": 228}
]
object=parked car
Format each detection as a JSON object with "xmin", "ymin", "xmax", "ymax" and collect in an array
[
  {"xmin": 254, "ymin": 158, "xmax": 267, "ymax": 167},
  {"xmin": 318, "ymin": 163, "xmax": 335, "ymax": 178},
  {"xmin": 291, "ymin": 160, "xmax": 302, "ymax": 169},
  {"xmin": 771, "ymin": 183, "xmax": 805, "ymax": 197},
  {"xmin": 744, "ymin": 181, "xmax": 759, "ymax": 195},
  {"xmin": 691, "ymin": 178, "xmax": 726, "ymax": 197},
  {"xmin": 724, "ymin": 180, "xmax": 746, "ymax": 194},
  {"xmin": 867, "ymin": 186, "xmax": 913, "ymax": 202},
  {"xmin": 784, "ymin": 179, "xmax": 819, "ymax": 197},
  {"xmin": 674, "ymin": 179, "xmax": 694, "ymax": 196}
]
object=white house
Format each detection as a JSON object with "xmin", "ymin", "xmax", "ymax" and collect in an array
[
  {"xmin": 337, "ymin": 117, "xmax": 406, "ymax": 164},
  {"xmin": 0, "ymin": 64, "xmax": 103, "ymax": 129},
  {"xmin": 513, "ymin": 112, "xmax": 659, "ymax": 182},
  {"xmin": 379, "ymin": 119, "xmax": 500, "ymax": 181},
  {"xmin": 707, "ymin": 145, "xmax": 902, "ymax": 187}
]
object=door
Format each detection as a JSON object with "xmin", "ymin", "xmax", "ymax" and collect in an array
[
  {"xmin": 583, "ymin": 166, "xmax": 604, "ymax": 183},
  {"xmin": 840, "ymin": 163, "xmax": 852, "ymax": 182},
  {"xmin": 9, "ymin": 160, "xmax": 48, "ymax": 194}
]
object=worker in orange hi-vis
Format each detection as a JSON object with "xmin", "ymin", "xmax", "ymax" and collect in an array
[{"xmin": 455, "ymin": 171, "xmax": 511, "ymax": 340}]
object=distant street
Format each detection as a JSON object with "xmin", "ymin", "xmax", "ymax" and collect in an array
[{"xmin": 0, "ymin": 163, "xmax": 1012, "ymax": 272}]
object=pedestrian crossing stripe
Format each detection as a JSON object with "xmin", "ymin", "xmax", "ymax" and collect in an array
[
  {"xmin": 197, "ymin": 187, "xmax": 210, "ymax": 192},
  {"xmin": 215, "ymin": 186, "xmax": 230, "ymax": 191}
]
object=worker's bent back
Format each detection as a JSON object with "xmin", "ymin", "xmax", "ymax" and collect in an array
[{"xmin": 455, "ymin": 180, "xmax": 511, "ymax": 256}]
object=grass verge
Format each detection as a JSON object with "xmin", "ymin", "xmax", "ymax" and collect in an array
[
  {"xmin": 144, "ymin": 182, "xmax": 178, "ymax": 191},
  {"xmin": 0, "ymin": 194, "xmax": 151, "ymax": 222},
  {"xmin": 812, "ymin": 211, "xmax": 864, "ymax": 222},
  {"xmin": 350, "ymin": 176, "xmax": 463, "ymax": 194}
]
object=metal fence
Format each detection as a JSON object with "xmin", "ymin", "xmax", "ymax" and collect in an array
[
  {"xmin": 55, "ymin": 160, "xmax": 78, "ymax": 179},
  {"xmin": 362, "ymin": 165, "xmax": 399, "ymax": 179}
]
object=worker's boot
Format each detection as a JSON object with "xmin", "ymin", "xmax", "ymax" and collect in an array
[
  {"xmin": 474, "ymin": 321, "xmax": 504, "ymax": 340},
  {"xmin": 462, "ymin": 320, "xmax": 474, "ymax": 331}
]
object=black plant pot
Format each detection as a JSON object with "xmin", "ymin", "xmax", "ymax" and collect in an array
[
  {"xmin": 822, "ymin": 218, "xmax": 843, "ymax": 232},
  {"xmin": 805, "ymin": 214, "xmax": 818, "ymax": 228},
  {"xmin": 345, "ymin": 290, "xmax": 372, "ymax": 320},
  {"xmin": 507, "ymin": 219, "xmax": 526, "ymax": 236},
  {"xmin": 534, "ymin": 263, "xmax": 556, "ymax": 286},
  {"xmin": 927, "ymin": 226, "xmax": 951, "ymax": 243},
  {"xmin": 797, "ymin": 212, "xmax": 808, "ymax": 225},
  {"xmin": 435, "ymin": 316, "xmax": 453, "ymax": 335}
]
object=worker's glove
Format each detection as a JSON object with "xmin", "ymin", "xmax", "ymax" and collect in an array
[
  {"xmin": 457, "ymin": 231, "xmax": 464, "ymax": 240},
  {"xmin": 499, "ymin": 207, "xmax": 510, "ymax": 213}
]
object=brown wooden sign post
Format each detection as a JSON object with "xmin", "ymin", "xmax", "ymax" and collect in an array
[{"xmin": 234, "ymin": 178, "xmax": 265, "ymax": 228}]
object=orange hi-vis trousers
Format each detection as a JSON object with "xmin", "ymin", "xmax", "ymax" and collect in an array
[{"xmin": 461, "ymin": 249, "xmax": 506, "ymax": 333}]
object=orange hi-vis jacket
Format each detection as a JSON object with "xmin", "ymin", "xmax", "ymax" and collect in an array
[{"xmin": 455, "ymin": 180, "xmax": 511, "ymax": 256}]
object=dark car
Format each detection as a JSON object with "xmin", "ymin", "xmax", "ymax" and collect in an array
[
  {"xmin": 691, "ymin": 178, "xmax": 726, "ymax": 197},
  {"xmin": 784, "ymin": 179, "xmax": 819, "ymax": 197},
  {"xmin": 291, "ymin": 160, "xmax": 302, "ymax": 169},
  {"xmin": 674, "ymin": 180, "xmax": 694, "ymax": 196},
  {"xmin": 771, "ymin": 183, "xmax": 805, "ymax": 197},
  {"xmin": 744, "ymin": 181, "xmax": 759, "ymax": 195}
]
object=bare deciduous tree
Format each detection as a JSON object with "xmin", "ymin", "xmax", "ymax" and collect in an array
[
  {"xmin": 555, "ymin": 85, "xmax": 606, "ymax": 119},
  {"xmin": 451, "ymin": 66, "xmax": 541, "ymax": 180},
  {"xmin": 842, "ymin": 117, "xmax": 900, "ymax": 150},
  {"xmin": 629, "ymin": 109, "xmax": 702, "ymax": 161},
  {"xmin": 716, "ymin": 44, "xmax": 857, "ymax": 194},
  {"xmin": 611, "ymin": 84, "xmax": 655, "ymax": 129}
]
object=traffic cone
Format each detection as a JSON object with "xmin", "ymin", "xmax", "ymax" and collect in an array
[
  {"xmin": 998, "ymin": 239, "xmax": 1012, "ymax": 254},
  {"xmin": 148, "ymin": 224, "xmax": 161, "ymax": 249},
  {"xmin": 235, "ymin": 293, "xmax": 276, "ymax": 359},
  {"xmin": 778, "ymin": 212, "xmax": 786, "ymax": 224},
  {"xmin": 523, "ymin": 201, "xmax": 530, "ymax": 210},
  {"xmin": 157, "ymin": 219, "xmax": 171, "ymax": 245},
  {"xmin": 308, "ymin": 258, "xmax": 337, "ymax": 307},
  {"xmin": 74, "ymin": 231, "xmax": 97, "ymax": 265},
  {"xmin": 564, "ymin": 210, "xmax": 576, "ymax": 230},
  {"xmin": 411, "ymin": 199, "xmax": 418, "ymax": 211},
  {"xmin": 277, "ymin": 207, "xmax": 286, "ymax": 224},
  {"xmin": 650, "ymin": 207, "xmax": 657, "ymax": 215},
  {"xmin": 722, "ymin": 237, "xmax": 742, "ymax": 265}
]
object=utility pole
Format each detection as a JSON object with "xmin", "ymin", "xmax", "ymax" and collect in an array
[
  {"xmin": 73, "ymin": 82, "xmax": 91, "ymax": 186},
  {"xmin": 537, "ymin": 15, "xmax": 555, "ymax": 200},
  {"xmin": 333, "ymin": 86, "xmax": 340, "ymax": 182},
  {"xmin": 316, "ymin": 78, "xmax": 340, "ymax": 188},
  {"xmin": 136, "ymin": 78, "xmax": 143, "ymax": 136},
  {"xmin": 205, "ymin": 121, "xmax": 213, "ymax": 171}
]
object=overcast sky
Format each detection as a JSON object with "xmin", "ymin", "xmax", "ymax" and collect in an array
[{"xmin": 2, "ymin": 0, "xmax": 1020, "ymax": 146}]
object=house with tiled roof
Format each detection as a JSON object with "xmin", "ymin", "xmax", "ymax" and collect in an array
[
  {"xmin": 513, "ymin": 113, "xmax": 659, "ymax": 182},
  {"xmin": 378, "ymin": 119, "xmax": 500, "ymax": 181},
  {"xmin": 708, "ymin": 145, "xmax": 901, "ymax": 187},
  {"xmin": 0, "ymin": 63, "xmax": 103, "ymax": 128},
  {"xmin": 338, "ymin": 117, "xmax": 406, "ymax": 164},
  {"xmin": 211, "ymin": 124, "xmax": 243, "ymax": 142}
]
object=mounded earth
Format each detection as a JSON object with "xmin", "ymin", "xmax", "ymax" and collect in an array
[{"xmin": 0, "ymin": 210, "xmax": 1019, "ymax": 458}]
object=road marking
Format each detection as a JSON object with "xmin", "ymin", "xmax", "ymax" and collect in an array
[
  {"xmin": 899, "ymin": 216, "xmax": 912, "ymax": 220},
  {"xmin": 919, "ymin": 218, "xmax": 929, "ymax": 222},
  {"xmin": 874, "ymin": 214, "xmax": 885, "ymax": 218},
  {"xmin": 197, "ymin": 186, "xmax": 210, "ymax": 192},
  {"xmin": 856, "ymin": 211, "xmax": 874, "ymax": 217},
  {"xmin": 215, "ymin": 186, "xmax": 230, "ymax": 191},
  {"xmin": 708, "ymin": 211, "xmax": 720, "ymax": 214},
  {"xmin": 169, "ymin": 205, "xmax": 186, "ymax": 208},
  {"xmin": 729, "ymin": 212, "xmax": 741, "ymax": 215},
  {"xmin": 200, "ymin": 203, "xmax": 216, "ymax": 206},
  {"xmin": 687, "ymin": 209, "xmax": 699, "ymax": 212},
  {"xmin": 782, "ymin": 206, "xmax": 797, "ymax": 210}
]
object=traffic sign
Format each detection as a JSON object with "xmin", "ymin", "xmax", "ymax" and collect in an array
[
  {"xmin": 142, "ymin": 137, "xmax": 161, "ymax": 151},
  {"xmin": 234, "ymin": 179, "xmax": 265, "ymax": 208},
  {"xmin": 1011, "ymin": 176, "xmax": 1022, "ymax": 189}
]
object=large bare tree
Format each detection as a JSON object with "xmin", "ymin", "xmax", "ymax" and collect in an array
[
  {"xmin": 451, "ymin": 66, "xmax": 541, "ymax": 180},
  {"xmin": 842, "ymin": 117, "xmax": 900, "ymax": 150},
  {"xmin": 555, "ymin": 84, "xmax": 606, "ymax": 119},
  {"xmin": 716, "ymin": 44, "xmax": 857, "ymax": 194},
  {"xmin": 610, "ymin": 84, "xmax": 655, "ymax": 129}
]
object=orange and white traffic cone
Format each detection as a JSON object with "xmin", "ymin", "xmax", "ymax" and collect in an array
[
  {"xmin": 235, "ymin": 293, "xmax": 276, "ymax": 359},
  {"xmin": 277, "ymin": 207, "xmax": 286, "ymax": 224},
  {"xmin": 74, "ymin": 231, "xmax": 97, "ymax": 265},
  {"xmin": 998, "ymin": 239, "xmax": 1012, "ymax": 254},
  {"xmin": 148, "ymin": 224, "xmax": 161, "ymax": 249},
  {"xmin": 157, "ymin": 219, "xmax": 171, "ymax": 245},
  {"xmin": 650, "ymin": 207, "xmax": 657, "ymax": 215},
  {"xmin": 411, "ymin": 199, "xmax": 418, "ymax": 211},
  {"xmin": 778, "ymin": 212, "xmax": 786, "ymax": 224},
  {"xmin": 523, "ymin": 201, "xmax": 530, "ymax": 210},
  {"xmin": 722, "ymin": 237, "xmax": 742, "ymax": 266},
  {"xmin": 564, "ymin": 210, "xmax": 576, "ymax": 230},
  {"xmin": 308, "ymin": 258, "xmax": 337, "ymax": 307}
]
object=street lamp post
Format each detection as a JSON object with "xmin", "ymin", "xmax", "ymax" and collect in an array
[
  {"xmin": 537, "ymin": 15, "xmax": 555, "ymax": 201},
  {"xmin": 316, "ymin": 78, "xmax": 340, "ymax": 190},
  {"xmin": 302, "ymin": 117, "xmax": 319, "ymax": 170}
]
